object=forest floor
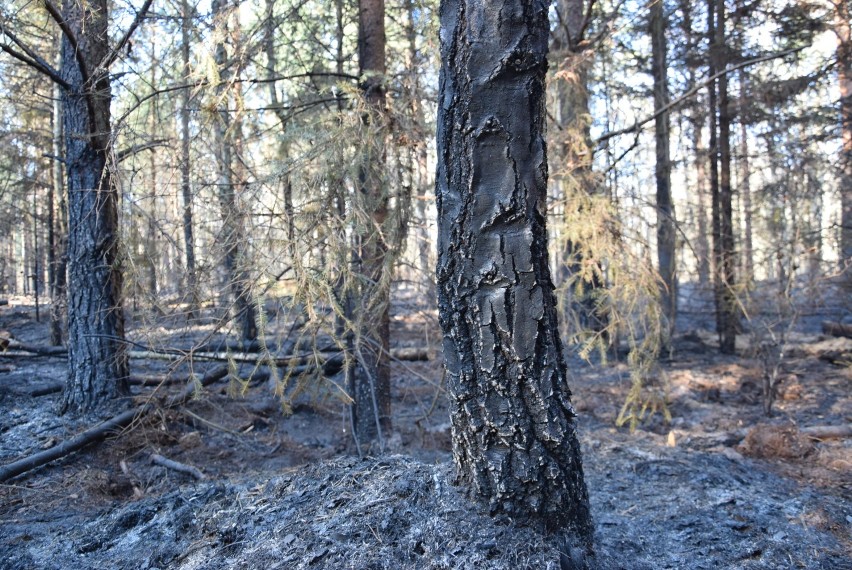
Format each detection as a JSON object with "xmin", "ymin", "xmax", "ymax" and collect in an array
[{"xmin": 0, "ymin": 288, "xmax": 850, "ymax": 569}]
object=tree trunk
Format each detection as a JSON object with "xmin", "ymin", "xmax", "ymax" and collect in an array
[
  {"xmin": 212, "ymin": 0, "xmax": 256, "ymax": 342},
  {"xmin": 715, "ymin": 0, "xmax": 737, "ymax": 354},
  {"xmin": 49, "ymin": 60, "xmax": 67, "ymax": 347},
  {"xmin": 551, "ymin": 0, "xmax": 608, "ymax": 341},
  {"xmin": 679, "ymin": 0, "xmax": 711, "ymax": 287},
  {"xmin": 349, "ymin": 0, "xmax": 392, "ymax": 448},
  {"xmin": 436, "ymin": 0, "xmax": 593, "ymax": 555},
  {"xmin": 264, "ymin": 0, "xmax": 296, "ymax": 259},
  {"xmin": 59, "ymin": 0, "xmax": 130, "ymax": 414},
  {"xmin": 180, "ymin": 0, "xmax": 198, "ymax": 317},
  {"xmin": 739, "ymin": 70, "xmax": 754, "ymax": 285},
  {"xmin": 651, "ymin": 0, "xmax": 676, "ymax": 345},
  {"xmin": 837, "ymin": 0, "xmax": 852, "ymax": 283},
  {"xmin": 146, "ymin": 42, "xmax": 159, "ymax": 303},
  {"xmin": 707, "ymin": 0, "xmax": 722, "ymax": 332},
  {"xmin": 405, "ymin": 0, "xmax": 434, "ymax": 300}
]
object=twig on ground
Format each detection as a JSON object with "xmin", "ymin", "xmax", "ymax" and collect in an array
[{"xmin": 151, "ymin": 453, "xmax": 206, "ymax": 480}]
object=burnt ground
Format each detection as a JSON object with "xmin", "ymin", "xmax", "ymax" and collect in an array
[{"xmin": 0, "ymin": 293, "xmax": 850, "ymax": 569}]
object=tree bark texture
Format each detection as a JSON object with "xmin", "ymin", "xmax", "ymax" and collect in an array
[
  {"xmin": 436, "ymin": 0, "xmax": 593, "ymax": 552},
  {"xmin": 651, "ymin": 0, "xmax": 676, "ymax": 343},
  {"xmin": 715, "ymin": 0, "xmax": 737, "ymax": 354},
  {"xmin": 836, "ymin": 0, "xmax": 852, "ymax": 283},
  {"xmin": 349, "ymin": 0, "xmax": 392, "ymax": 446},
  {"xmin": 60, "ymin": 0, "xmax": 130, "ymax": 414}
]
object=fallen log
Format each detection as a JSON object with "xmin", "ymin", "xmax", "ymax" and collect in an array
[
  {"xmin": 2, "ymin": 342, "xmax": 431, "ymax": 365},
  {"xmin": 0, "ymin": 365, "xmax": 228, "ymax": 482},
  {"xmin": 800, "ymin": 424, "xmax": 852, "ymax": 440},
  {"xmin": 821, "ymin": 321, "xmax": 852, "ymax": 339}
]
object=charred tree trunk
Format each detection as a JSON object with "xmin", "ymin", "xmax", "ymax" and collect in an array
[
  {"xmin": 715, "ymin": 0, "xmax": 737, "ymax": 354},
  {"xmin": 837, "ymin": 0, "xmax": 852, "ymax": 283},
  {"xmin": 180, "ymin": 0, "xmax": 198, "ymax": 317},
  {"xmin": 59, "ymin": 0, "xmax": 129, "ymax": 414},
  {"xmin": 436, "ymin": 0, "xmax": 593, "ymax": 555},
  {"xmin": 651, "ymin": 0, "xmax": 676, "ymax": 345},
  {"xmin": 349, "ymin": 0, "xmax": 392, "ymax": 448}
]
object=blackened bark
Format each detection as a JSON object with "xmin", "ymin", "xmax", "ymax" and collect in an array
[
  {"xmin": 715, "ymin": 0, "xmax": 737, "ymax": 354},
  {"xmin": 436, "ymin": 0, "xmax": 593, "ymax": 554},
  {"xmin": 651, "ymin": 0, "xmax": 676, "ymax": 345},
  {"xmin": 60, "ymin": 0, "xmax": 130, "ymax": 414},
  {"xmin": 349, "ymin": 0, "xmax": 392, "ymax": 447}
]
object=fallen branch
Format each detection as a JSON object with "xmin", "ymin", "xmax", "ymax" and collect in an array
[
  {"xmin": 800, "ymin": 424, "xmax": 852, "ymax": 440},
  {"xmin": 821, "ymin": 321, "xmax": 852, "ymax": 339},
  {"xmin": 151, "ymin": 453, "xmax": 206, "ymax": 480},
  {"xmin": 0, "ymin": 365, "xmax": 228, "ymax": 482},
  {"xmin": 4, "ymin": 339, "xmax": 67, "ymax": 356}
]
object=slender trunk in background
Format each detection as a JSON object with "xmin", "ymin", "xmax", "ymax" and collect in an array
[
  {"xmin": 836, "ymin": 0, "xmax": 852, "ymax": 282},
  {"xmin": 146, "ymin": 40, "xmax": 159, "ymax": 303},
  {"xmin": 180, "ymin": 0, "xmax": 198, "ymax": 317},
  {"xmin": 405, "ymin": 0, "xmax": 434, "ymax": 300},
  {"xmin": 551, "ymin": 0, "xmax": 608, "ymax": 340},
  {"xmin": 32, "ymin": 181, "xmax": 40, "ymax": 322},
  {"xmin": 212, "ymin": 0, "xmax": 256, "ymax": 342},
  {"xmin": 60, "ymin": 0, "xmax": 129, "ymax": 414},
  {"xmin": 48, "ymin": 72, "xmax": 66, "ymax": 345},
  {"xmin": 651, "ymin": 0, "xmax": 676, "ymax": 346},
  {"xmin": 436, "ymin": 0, "xmax": 594, "ymax": 556},
  {"xmin": 715, "ymin": 0, "xmax": 737, "ymax": 354},
  {"xmin": 707, "ymin": 0, "xmax": 721, "ymax": 329},
  {"xmin": 694, "ymin": 116, "xmax": 711, "ymax": 286},
  {"xmin": 679, "ymin": 0, "xmax": 710, "ymax": 286},
  {"xmin": 264, "ymin": 0, "xmax": 295, "ymax": 256},
  {"xmin": 349, "ymin": 0, "xmax": 391, "ymax": 448},
  {"xmin": 739, "ymin": 70, "xmax": 754, "ymax": 284}
]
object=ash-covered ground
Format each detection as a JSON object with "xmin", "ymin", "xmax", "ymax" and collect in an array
[{"xmin": 0, "ymin": 294, "xmax": 850, "ymax": 569}]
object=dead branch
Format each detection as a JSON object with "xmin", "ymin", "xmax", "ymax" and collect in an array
[
  {"xmin": 150, "ymin": 453, "xmax": 206, "ymax": 480},
  {"xmin": 0, "ymin": 365, "xmax": 228, "ymax": 482}
]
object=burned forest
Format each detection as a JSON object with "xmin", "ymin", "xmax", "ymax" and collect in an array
[{"xmin": 0, "ymin": 0, "xmax": 850, "ymax": 568}]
